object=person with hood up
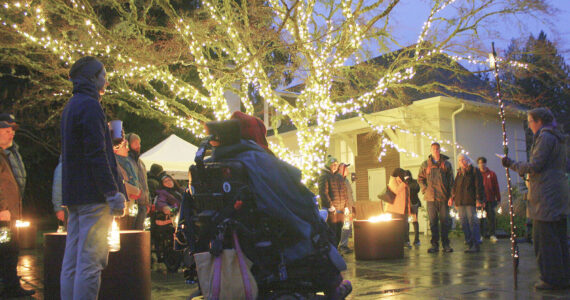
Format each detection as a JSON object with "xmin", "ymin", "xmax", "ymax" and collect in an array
[
  {"xmin": 59, "ymin": 56, "xmax": 126, "ymax": 300},
  {"xmin": 502, "ymin": 107, "xmax": 569, "ymax": 290},
  {"xmin": 449, "ymin": 154, "xmax": 485, "ymax": 253},
  {"xmin": 155, "ymin": 174, "xmax": 183, "ymax": 216},
  {"xmin": 418, "ymin": 142, "xmax": 454, "ymax": 253}
]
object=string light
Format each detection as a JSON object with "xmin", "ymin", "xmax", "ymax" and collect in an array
[{"xmin": 0, "ymin": 0, "xmax": 531, "ymax": 187}]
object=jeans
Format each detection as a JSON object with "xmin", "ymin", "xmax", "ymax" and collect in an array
[
  {"xmin": 426, "ymin": 201, "xmax": 450, "ymax": 247},
  {"xmin": 327, "ymin": 221, "xmax": 343, "ymax": 247},
  {"xmin": 457, "ymin": 205, "xmax": 481, "ymax": 247},
  {"xmin": 133, "ymin": 203, "xmax": 147, "ymax": 230},
  {"xmin": 61, "ymin": 203, "xmax": 113, "ymax": 300},
  {"xmin": 480, "ymin": 201, "xmax": 497, "ymax": 237},
  {"xmin": 533, "ymin": 219, "xmax": 570, "ymax": 286},
  {"xmin": 338, "ymin": 221, "xmax": 352, "ymax": 250}
]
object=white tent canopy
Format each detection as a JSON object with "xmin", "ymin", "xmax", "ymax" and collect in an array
[{"xmin": 140, "ymin": 134, "xmax": 198, "ymax": 180}]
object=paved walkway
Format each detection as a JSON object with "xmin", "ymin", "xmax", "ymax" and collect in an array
[{"xmin": 12, "ymin": 235, "xmax": 570, "ymax": 299}]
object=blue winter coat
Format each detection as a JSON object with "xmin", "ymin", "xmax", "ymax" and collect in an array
[{"xmin": 60, "ymin": 77, "xmax": 124, "ymax": 206}]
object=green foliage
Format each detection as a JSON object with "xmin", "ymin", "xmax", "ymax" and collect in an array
[{"xmin": 502, "ymin": 31, "xmax": 570, "ymax": 132}]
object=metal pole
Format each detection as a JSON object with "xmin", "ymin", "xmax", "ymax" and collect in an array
[{"xmin": 489, "ymin": 42, "xmax": 519, "ymax": 289}]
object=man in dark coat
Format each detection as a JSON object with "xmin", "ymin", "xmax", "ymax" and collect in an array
[
  {"xmin": 418, "ymin": 142, "xmax": 454, "ymax": 253},
  {"xmin": 502, "ymin": 107, "xmax": 569, "ymax": 290},
  {"xmin": 60, "ymin": 57, "xmax": 127, "ymax": 300},
  {"xmin": 0, "ymin": 114, "xmax": 35, "ymax": 297}
]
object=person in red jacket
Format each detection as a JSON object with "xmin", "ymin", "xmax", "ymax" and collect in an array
[{"xmin": 477, "ymin": 157, "xmax": 501, "ymax": 243}]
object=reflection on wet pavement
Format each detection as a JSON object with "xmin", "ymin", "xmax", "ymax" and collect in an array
[{"xmin": 11, "ymin": 235, "xmax": 570, "ymax": 299}]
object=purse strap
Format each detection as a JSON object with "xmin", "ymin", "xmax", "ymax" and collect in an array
[
  {"xmin": 210, "ymin": 255, "xmax": 222, "ymax": 300},
  {"xmin": 233, "ymin": 230, "xmax": 254, "ymax": 300}
]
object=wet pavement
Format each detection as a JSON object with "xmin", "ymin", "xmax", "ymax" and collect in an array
[{"xmin": 11, "ymin": 235, "xmax": 570, "ymax": 299}]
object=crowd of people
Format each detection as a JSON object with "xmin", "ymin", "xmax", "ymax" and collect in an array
[{"xmin": 0, "ymin": 55, "xmax": 568, "ymax": 299}]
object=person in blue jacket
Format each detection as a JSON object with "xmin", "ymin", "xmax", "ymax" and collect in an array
[{"xmin": 59, "ymin": 56, "xmax": 127, "ymax": 300}]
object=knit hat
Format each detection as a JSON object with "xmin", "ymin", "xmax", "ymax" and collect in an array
[
  {"xmin": 150, "ymin": 164, "xmax": 164, "ymax": 177},
  {"xmin": 230, "ymin": 111, "xmax": 273, "ymax": 155},
  {"xmin": 126, "ymin": 133, "xmax": 140, "ymax": 143},
  {"xmin": 325, "ymin": 156, "xmax": 338, "ymax": 168}
]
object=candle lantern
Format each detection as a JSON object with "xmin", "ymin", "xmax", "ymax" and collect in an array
[
  {"xmin": 15, "ymin": 220, "xmax": 37, "ymax": 249},
  {"xmin": 108, "ymin": 218, "xmax": 121, "ymax": 252},
  {"xmin": 354, "ymin": 214, "xmax": 405, "ymax": 260}
]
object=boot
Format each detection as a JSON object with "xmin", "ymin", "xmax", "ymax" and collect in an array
[{"xmin": 427, "ymin": 244, "xmax": 439, "ymax": 253}]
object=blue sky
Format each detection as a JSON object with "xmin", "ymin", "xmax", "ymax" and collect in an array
[{"xmin": 384, "ymin": 0, "xmax": 570, "ymax": 63}]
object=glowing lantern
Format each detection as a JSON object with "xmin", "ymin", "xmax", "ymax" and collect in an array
[
  {"xmin": 367, "ymin": 213, "xmax": 392, "ymax": 223},
  {"xmin": 108, "ymin": 218, "xmax": 121, "ymax": 252}
]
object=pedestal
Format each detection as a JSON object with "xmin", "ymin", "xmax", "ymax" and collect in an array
[
  {"xmin": 353, "ymin": 219, "xmax": 405, "ymax": 260},
  {"xmin": 43, "ymin": 230, "xmax": 151, "ymax": 300}
]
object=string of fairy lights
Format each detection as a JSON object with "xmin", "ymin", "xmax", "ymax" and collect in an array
[{"xmin": 1, "ymin": 0, "xmax": 529, "ymax": 184}]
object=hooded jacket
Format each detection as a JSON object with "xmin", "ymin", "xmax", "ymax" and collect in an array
[
  {"xmin": 61, "ymin": 66, "xmax": 124, "ymax": 206},
  {"xmin": 417, "ymin": 154, "xmax": 454, "ymax": 201},
  {"xmin": 452, "ymin": 164, "xmax": 485, "ymax": 206},
  {"xmin": 510, "ymin": 126, "xmax": 569, "ymax": 221}
]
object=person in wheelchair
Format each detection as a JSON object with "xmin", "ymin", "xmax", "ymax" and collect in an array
[
  {"xmin": 177, "ymin": 112, "xmax": 352, "ymax": 299},
  {"xmin": 151, "ymin": 174, "xmax": 183, "ymax": 272}
]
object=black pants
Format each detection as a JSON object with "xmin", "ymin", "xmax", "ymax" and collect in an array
[
  {"xmin": 480, "ymin": 202, "xmax": 497, "ymax": 237},
  {"xmin": 327, "ymin": 221, "xmax": 343, "ymax": 247},
  {"xmin": 427, "ymin": 201, "xmax": 450, "ymax": 247},
  {"xmin": 533, "ymin": 219, "xmax": 570, "ymax": 286},
  {"xmin": 0, "ymin": 233, "xmax": 20, "ymax": 289}
]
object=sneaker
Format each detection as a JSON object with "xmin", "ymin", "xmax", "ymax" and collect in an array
[
  {"xmin": 490, "ymin": 235, "xmax": 498, "ymax": 243},
  {"xmin": 413, "ymin": 240, "xmax": 421, "ymax": 247},
  {"xmin": 2, "ymin": 286, "xmax": 36, "ymax": 297},
  {"xmin": 427, "ymin": 246, "xmax": 439, "ymax": 253},
  {"xmin": 442, "ymin": 245, "xmax": 453, "ymax": 253},
  {"xmin": 341, "ymin": 248, "xmax": 353, "ymax": 254},
  {"xmin": 404, "ymin": 242, "xmax": 412, "ymax": 249}
]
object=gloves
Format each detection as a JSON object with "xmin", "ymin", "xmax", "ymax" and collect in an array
[
  {"xmin": 106, "ymin": 192, "xmax": 127, "ymax": 216},
  {"xmin": 328, "ymin": 206, "xmax": 336, "ymax": 212},
  {"xmin": 501, "ymin": 156, "xmax": 514, "ymax": 168},
  {"xmin": 344, "ymin": 207, "xmax": 350, "ymax": 215}
]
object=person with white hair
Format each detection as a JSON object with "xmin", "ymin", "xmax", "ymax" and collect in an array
[{"xmin": 449, "ymin": 153, "xmax": 485, "ymax": 253}]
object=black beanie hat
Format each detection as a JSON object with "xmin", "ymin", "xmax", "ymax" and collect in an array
[{"xmin": 150, "ymin": 164, "xmax": 164, "ymax": 176}]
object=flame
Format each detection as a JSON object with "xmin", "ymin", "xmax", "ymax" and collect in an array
[
  {"xmin": 368, "ymin": 213, "xmax": 392, "ymax": 222},
  {"xmin": 15, "ymin": 220, "xmax": 30, "ymax": 228}
]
